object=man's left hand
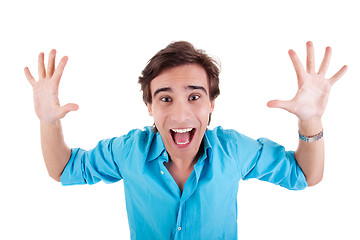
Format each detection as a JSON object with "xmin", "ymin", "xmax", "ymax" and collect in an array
[{"xmin": 267, "ymin": 41, "xmax": 348, "ymax": 121}]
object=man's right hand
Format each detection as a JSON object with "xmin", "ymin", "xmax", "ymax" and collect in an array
[{"xmin": 24, "ymin": 50, "xmax": 78, "ymax": 123}]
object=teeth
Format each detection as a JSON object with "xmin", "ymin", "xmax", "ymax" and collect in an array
[
  {"xmin": 175, "ymin": 140, "xmax": 190, "ymax": 145},
  {"xmin": 171, "ymin": 128, "xmax": 193, "ymax": 133}
]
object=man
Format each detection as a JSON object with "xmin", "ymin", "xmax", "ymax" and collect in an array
[{"xmin": 25, "ymin": 41, "xmax": 347, "ymax": 239}]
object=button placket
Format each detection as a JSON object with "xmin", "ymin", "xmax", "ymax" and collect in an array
[
  {"xmin": 174, "ymin": 203, "xmax": 184, "ymax": 238},
  {"xmin": 158, "ymin": 154, "xmax": 181, "ymax": 198},
  {"xmin": 160, "ymin": 152, "xmax": 167, "ymax": 176}
]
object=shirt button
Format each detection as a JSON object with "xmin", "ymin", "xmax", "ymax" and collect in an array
[
  {"xmin": 160, "ymin": 171, "xmax": 164, "ymax": 175},
  {"xmin": 178, "ymin": 227, "xmax": 182, "ymax": 231},
  {"xmin": 163, "ymin": 152, "xmax": 167, "ymax": 157}
]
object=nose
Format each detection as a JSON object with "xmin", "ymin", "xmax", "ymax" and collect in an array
[{"xmin": 170, "ymin": 99, "xmax": 192, "ymax": 123}]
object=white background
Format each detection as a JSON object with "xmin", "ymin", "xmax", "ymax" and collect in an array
[{"xmin": 1, "ymin": 0, "xmax": 359, "ymax": 239}]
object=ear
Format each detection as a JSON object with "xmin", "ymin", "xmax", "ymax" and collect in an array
[
  {"xmin": 146, "ymin": 103, "xmax": 153, "ymax": 116},
  {"xmin": 210, "ymin": 100, "xmax": 215, "ymax": 113}
]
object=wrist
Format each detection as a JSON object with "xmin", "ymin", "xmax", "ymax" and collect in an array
[
  {"xmin": 298, "ymin": 118, "xmax": 323, "ymax": 136},
  {"xmin": 40, "ymin": 119, "xmax": 61, "ymax": 128}
]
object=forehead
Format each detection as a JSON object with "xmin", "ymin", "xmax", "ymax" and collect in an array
[{"xmin": 150, "ymin": 64, "xmax": 208, "ymax": 93}]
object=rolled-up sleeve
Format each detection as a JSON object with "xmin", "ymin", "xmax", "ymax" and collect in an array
[
  {"xmin": 60, "ymin": 138, "xmax": 123, "ymax": 186},
  {"xmin": 240, "ymin": 137, "xmax": 307, "ymax": 190}
]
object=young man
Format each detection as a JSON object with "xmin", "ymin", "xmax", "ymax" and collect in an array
[{"xmin": 25, "ymin": 41, "xmax": 347, "ymax": 239}]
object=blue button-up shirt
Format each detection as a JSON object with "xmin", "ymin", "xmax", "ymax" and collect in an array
[{"xmin": 61, "ymin": 126, "xmax": 307, "ymax": 239}]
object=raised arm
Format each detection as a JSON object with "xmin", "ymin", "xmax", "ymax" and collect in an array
[
  {"xmin": 25, "ymin": 50, "xmax": 79, "ymax": 182},
  {"xmin": 267, "ymin": 42, "xmax": 348, "ymax": 186}
]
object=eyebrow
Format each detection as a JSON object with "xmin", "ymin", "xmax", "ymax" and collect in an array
[
  {"xmin": 153, "ymin": 87, "xmax": 172, "ymax": 98},
  {"xmin": 186, "ymin": 85, "xmax": 208, "ymax": 95},
  {"xmin": 153, "ymin": 85, "xmax": 208, "ymax": 98}
]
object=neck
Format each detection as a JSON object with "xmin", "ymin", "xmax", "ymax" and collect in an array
[{"xmin": 168, "ymin": 142, "xmax": 203, "ymax": 170}]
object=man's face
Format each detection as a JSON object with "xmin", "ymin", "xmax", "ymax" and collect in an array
[{"xmin": 147, "ymin": 64, "xmax": 215, "ymax": 162}]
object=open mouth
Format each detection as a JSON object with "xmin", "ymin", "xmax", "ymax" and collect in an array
[{"xmin": 170, "ymin": 128, "xmax": 196, "ymax": 146}]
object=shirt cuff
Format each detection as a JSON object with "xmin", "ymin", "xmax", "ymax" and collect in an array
[{"xmin": 60, "ymin": 148, "xmax": 86, "ymax": 186}]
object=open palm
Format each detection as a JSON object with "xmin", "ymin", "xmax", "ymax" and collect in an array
[
  {"xmin": 25, "ymin": 50, "xmax": 78, "ymax": 123},
  {"xmin": 267, "ymin": 42, "xmax": 348, "ymax": 121}
]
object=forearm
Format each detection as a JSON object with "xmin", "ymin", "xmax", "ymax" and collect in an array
[
  {"xmin": 40, "ymin": 120, "xmax": 71, "ymax": 182},
  {"xmin": 267, "ymin": 42, "xmax": 347, "ymax": 187},
  {"xmin": 294, "ymin": 118, "xmax": 324, "ymax": 186},
  {"xmin": 25, "ymin": 50, "xmax": 78, "ymax": 182}
]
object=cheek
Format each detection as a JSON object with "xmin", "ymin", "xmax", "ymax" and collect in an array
[
  {"xmin": 194, "ymin": 103, "xmax": 212, "ymax": 122},
  {"xmin": 152, "ymin": 107, "xmax": 167, "ymax": 125}
]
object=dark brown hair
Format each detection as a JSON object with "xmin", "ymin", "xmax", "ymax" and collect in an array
[{"xmin": 138, "ymin": 41, "xmax": 220, "ymax": 104}]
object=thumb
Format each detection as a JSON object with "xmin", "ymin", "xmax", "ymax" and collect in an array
[
  {"xmin": 59, "ymin": 103, "xmax": 79, "ymax": 119},
  {"xmin": 267, "ymin": 100, "xmax": 295, "ymax": 114}
]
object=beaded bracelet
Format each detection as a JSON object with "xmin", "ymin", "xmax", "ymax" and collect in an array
[{"xmin": 298, "ymin": 129, "xmax": 324, "ymax": 143}]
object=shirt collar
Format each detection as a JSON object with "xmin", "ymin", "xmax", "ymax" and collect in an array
[
  {"xmin": 200, "ymin": 129, "xmax": 213, "ymax": 164},
  {"xmin": 146, "ymin": 131, "xmax": 167, "ymax": 162},
  {"xmin": 146, "ymin": 129, "xmax": 213, "ymax": 163}
]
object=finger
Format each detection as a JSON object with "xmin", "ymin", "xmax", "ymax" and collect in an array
[
  {"xmin": 59, "ymin": 103, "xmax": 79, "ymax": 119},
  {"xmin": 329, "ymin": 65, "xmax": 348, "ymax": 85},
  {"xmin": 306, "ymin": 41, "xmax": 316, "ymax": 74},
  {"xmin": 38, "ymin": 52, "xmax": 46, "ymax": 79},
  {"xmin": 318, "ymin": 47, "xmax": 332, "ymax": 76},
  {"xmin": 52, "ymin": 56, "xmax": 68, "ymax": 86},
  {"xmin": 47, "ymin": 49, "xmax": 57, "ymax": 77},
  {"xmin": 288, "ymin": 49, "xmax": 305, "ymax": 81},
  {"xmin": 267, "ymin": 100, "xmax": 295, "ymax": 114},
  {"xmin": 24, "ymin": 67, "xmax": 36, "ymax": 86}
]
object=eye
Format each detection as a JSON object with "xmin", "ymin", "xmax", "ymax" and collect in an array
[
  {"xmin": 189, "ymin": 94, "xmax": 200, "ymax": 101},
  {"xmin": 160, "ymin": 96, "xmax": 172, "ymax": 102}
]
